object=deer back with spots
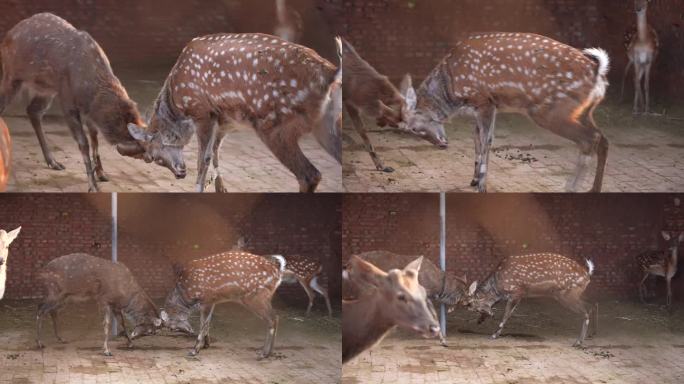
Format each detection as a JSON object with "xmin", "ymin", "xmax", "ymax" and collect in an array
[
  {"xmin": 636, "ymin": 231, "xmax": 682, "ymax": 306},
  {"xmin": 465, "ymin": 253, "xmax": 596, "ymax": 346},
  {"xmin": 281, "ymin": 256, "xmax": 333, "ymax": 316},
  {"xmin": 35, "ymin": 253, "xmax": 162, "ymax": 355},
  {"xmin": 162, "ymin": 251, "xmax": 286, "ymax": 358},
  {"xmin": 400, "ymin": 32, "xmax": 610, "ymax": 193},
  {"xmin": 0, "ymin": 13, "xmax": 144, "ymax": 192},
  {"xmin": 127, "ymin": 33, "xmax": 342, "ymax": 192}
]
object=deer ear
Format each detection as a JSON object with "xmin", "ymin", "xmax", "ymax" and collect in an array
[
  {"xmin": 400, "ymin": 74, "xmax": 417, "ymax": 112},
  {"xmin": 661, "ymin": 231, "xmax": 671, "ymax": 241},
  {"xmin": 160, "ymin": 310, "xmax": 169, "ymax": 323},
  {"xmin": 6, "ymin": 226, "xmax": 21, "ymax": 244},
  {"xmin": 153, "ymin": 317, "xmax": 162, "ymax": 327},
  {"xmin": 404, "ymin": 256, "xmax": 423, "ymax": 274},
  {"xmin": 128, "ymin": 123, "xmax": 153, "ymax": 142},
  {"xmin": 348, "ymin": 256, "xmax": 387, "ymax": 288},
  {"xmin": 468, "ymin": 281, "xmax": 478, "ymax": 295}
]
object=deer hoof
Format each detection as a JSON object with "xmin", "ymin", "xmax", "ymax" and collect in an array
[
  {"xmin": 470, "ymin": 179, "xmax": 478, "ymax": 187},
  {"xmin": 56, "ymin": 337, "xmax": 67, "ymax": 344},
  {"xmin": 381, "ymin": 166, "xmax": 395, "ymax": 173},
  {"xmin": 103, "ymin": 351, "xmax": 113, "ymax": 357},
  {"xmin": 36, "ymin": 341, "xmax": 45, "ymax": 350},
  {"xmin": 256, "ymin": 351, "xmax": 270, "ymax": 361},
  {"xmin": 97, "ymin": 173, "xmax": 109, "ymax": 182},
  {"xmin": 47, "ymin": 160, "xmax": 65, "ymax": 171},
  {"xmin": 188, "ymin": 349, "xmax": 199, "ymax": 357}
]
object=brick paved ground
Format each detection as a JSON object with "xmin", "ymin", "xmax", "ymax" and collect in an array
[
  {"xmin": 0, "ymin": 299, "xmax": 341, "ymax": 384},
  {"xmin": 343, "ymin": 300, "xmax": 684, "ymax": 384},
  {"xmin": 343, "ymin": 102, "xmax": 684, "ymax": 192},
  {"xmin": 4, "ymin": 67, "xmax": 342, "ymax": 192}
]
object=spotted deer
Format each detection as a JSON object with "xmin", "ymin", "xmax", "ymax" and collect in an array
[
  {"xmin": 127, "ymin": 33, "xmax": 342, "ymax": 192},
  {"xmin": 401, "ymin": 32, "xmax": 610, "ymax": 193},
  {"xmin": 342, "ymin": 38, "xmax": 412, "ymax": 172},
  {"xmin": 342, "ymin": 255, "xmax": 441, "ymax": 364},
  {"xmin": 161, "ymin": 251, "xmax": 286, "ymax": 359},
  {"xmin": 0, "ymin": 226, "xmax": 21, "ymax": 300},
  {"xmin": 281, "ymin": 256, "xmax": 333, "ymax": 317},
  {"xmin": 36, "ymin": 253, "xmax": 163, "ymax": 356},
  {"xmin": 274, "ymin": 0, "xmax": 303, "ymax": 43},
  {"xmin": 636, "ymin": 231, "xmax": 682, "ymax": 307},
  {"xmin": 0, "ymin": 13, "xmax": 144, "ymax": 191},
  {"xmin": 621, "ymin": 0, "xmax": 659, "ymax": 114},
  {"xmin": 464, "ymin": 253, "xmax": 597, "ymax": 347},
  {"xmin": 0, "ymin": 118, "xmax": 10, "ymax": 191}
]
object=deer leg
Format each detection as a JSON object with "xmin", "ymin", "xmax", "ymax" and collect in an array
[
  {"xmin": 471, "ymin": 120, "xmax": 483, "ymax": 187},
  {"xmin": 190, "ymin": 304, "xmax": 215, "ymax": 355},
  {"xmin": 310, "ymin": 275, "xmax": 333, "ymax": 317},
  {"xmin": 475, "ymin": 105, "xmax": 496, "ymax": 193},
  {"xmin": 62, "ymin": 107, "xmax": 99, "ymax": 191},
  {"xmin": 258, "ymin": 125, "xmax": 321, "ymax": 192},
  {"xmin": 118, "ymin": 310, "xmax": 133, "ymax": 348},
  {"xmin": 491, "ymin": 298, "xmax": 520, "ymax": 339},
  {"xmin": 195, "ymin": 117, "xmax": 218, "ymax": 193},
  {"xmin": 347, "ymin": 104, "xmax": 392, "ymax": 172},
  {"xmin": 36, "ymin": 299, "xmax": 61, "ymax": 349},
  {"xmin": 102, "ymin": 305, "xmax": 113, "ymax": 356},
  {"xmin": 558, "ymin": 294, "xmax": 591, "ymax": 347},
  {"xmin": 666, "ymin": 276, "xmax": 672, "ymax": 308},
  {"xmin": 299, "ymin": 278, "xmax": 316, "ymax": 316},
  {"xmin": 638, "ymin": 272, "xmax": 650, "ymax": 303},
  {"xmin": 644, "ymin": 62, "xmax": 652, "ymax": 114},
  {"xmin": 49, "ymin": 309, "xmax": 65, "ymax": 343},
  {"xmin": 243, "ymin": 291, "xmax": 278, "ymax": 360},
  {"xmin": 27, "ymin": 96, "xmax": 65, "ymax": 170},
  {"xmin": 591, "ymin": 302, "xmax": 598, "ymax": 337},
  {"xmin": 0, "ymin": 78, "xmax": 22, "ymax": 114},
  {"xmin": 87, "ymin": 125, "xmax": 108, "ymax": 182},
  {"xmin": 212, "ymin": 131, "xmax": 227, "ymax": 193},
  {"xmin": 620, "ymin": 59, "xmax": 633, "ymax": 102},
  {"xmin": 633, "ymin": 64, "xmax": 645, "ymax": 114}
]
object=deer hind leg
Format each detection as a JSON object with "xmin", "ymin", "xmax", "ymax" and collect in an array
[
  {"xmin": 491, "ymin": 297, "xmax": 520, "ymax": 339},
  {"xmin": 258, "ymin": 122, "xmax": 321, "ymax": 192},
  {"xmin": 0, "ymin": 75, "xmax": 22, "ymax": 114},
  {"xmin": 474, "ymin": 105, "xmax": 497, "ymax": 193},
  {"xmin": 27, "ymin": 96, "xmax": 65, "ymax": 170},
  {"xmin": 243, "ymin": 291, "xmax": 279, "ymax": 360},
  {"xmin": 347, "ymin": 104, "xmax": 392, "ymax": 172},
  {"xmin": 557, "ymin": 293, "xmax": 591, "ymax": 347},
  {"xmin": 666, "ymin": 276, "xmax": 672, "ymax": 308},
  {"xmin": 87, "ymin": 125, "xmax": 108, "ymax": 182},
  {"xmin": 102, "ymin": 305, "xmax": 113, "ymax": 356},
  {"xmin": 620, "ymin": 59, "xmax": 633, "ymax": 102},
  {"xmin": 212, "ymin": 131, "xmax": 227, "ymax": 193},
  {"xmin": 310, "ymin": 275, "xmax": 333, "ymax": 317},
  {"xmin": 299, "ymin": 278, "xmax": 316, "ymax": 316}
]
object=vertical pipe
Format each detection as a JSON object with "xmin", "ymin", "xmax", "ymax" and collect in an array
[
  {"xmin": 111, "ymin": 192, "xmax": 118, "ymax": 334},
  {"xmin": 439, "ymin": 192, "xmax": 446, "ymax": 337}
]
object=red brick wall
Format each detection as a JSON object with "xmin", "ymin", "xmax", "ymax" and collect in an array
[
  {"xmin": 0, "ymin": 0, "xmax": 338, "ymax": 67},
  {"xmin": 325, "ymin": 0, "xmax": 684, "ymax": 101},
  {"xmin": 0, "ymin": 194, "xmax": 341, "ymax": 307},
  {"xmin": 342, "ymin": 193, "xmax": 684, "ymax": 300}
]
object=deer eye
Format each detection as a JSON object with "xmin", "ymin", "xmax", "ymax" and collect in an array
[{"xmin": 397, "ymin": 293, "xmax": 407, "ymax": 302}]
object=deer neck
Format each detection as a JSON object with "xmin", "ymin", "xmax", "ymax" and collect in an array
[
  {"xmin": 417, "ymin": 63, "xmax": 457, "ymax": 121},
  {"xmin": 342, "ymin": 293, "xmax": 396, "ymax": 363},
  {"xmin": 637, "ymin": 10, "xmax": 649, "ymax": 42}
]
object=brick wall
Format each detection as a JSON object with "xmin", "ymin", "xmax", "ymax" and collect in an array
[
  {"xmin": 0, "ymin": 0, "xmax": 338, "ymax": 67},
  {"xmin": 325, "ymin": 0, "xmax": 684, "ymax": 101},
  {"xmin": 342, "ymin": 193, "xmax": 684, "ymax": 300},
  {"xmin": 0, "ymin": 194, "xmax": 341, "ymax": 307}
]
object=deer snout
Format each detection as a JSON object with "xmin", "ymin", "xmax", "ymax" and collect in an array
[
  {"xmin": 428, "ymin": 324, "xmax": 441, "ymax": 338},
  {"xmin": 172, "ymin": 163, "xmax": 187, "ymax": 179}
]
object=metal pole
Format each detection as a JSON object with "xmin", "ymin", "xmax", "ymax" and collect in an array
[
  {"xmin": 111, "ymin": 192, "xmax": 118, "ymax": 334},
  {"xmin": 439, "ymin": 192, "xmax": 446, "ymax": 337}
]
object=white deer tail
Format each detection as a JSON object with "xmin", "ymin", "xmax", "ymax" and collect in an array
[
  {"xmin": 582, "ymin": 48, "xmax": 610, "ymax": 101},
  {"xmin": 585, "ymin": 258, "xmax": 595, "ymax": 276},
  {"xmin": 271, "ymin": 255, "xmax": 286, "ymax": 273}
]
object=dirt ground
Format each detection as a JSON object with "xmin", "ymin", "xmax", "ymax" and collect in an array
[
  {"xmin": 0, "ymin": 298, "xmax": 341, "ymax": 384},
  {"xmin": 4, "ymin": 66, "xmax": 342, "ymax": 192},
  {"xmin": 343, "ymin": 300, "xmax": 684, "ymax": 384},
  {"xmin": 342, "ymin": 101, "xmax": 684, "ymax": 192}
]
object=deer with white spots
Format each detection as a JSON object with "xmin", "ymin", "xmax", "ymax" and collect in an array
[
  {"xmin": 0, "ymin": 13, "xmax": 144, "ymax": 191},
  {"xmin": 342, "ymin": 38, "xmax": 412, "ymax": 173},
  {"xmin": 464, "ymin": 253, "xmax": 597, "ymax": 347},
  {"xmin": 342, "ymin": 256, "xmax": 441, "ymax": 364},
  {"xmin": 281, "ymin": 256, "xmax": 333, "ymax": 317},
  {"xmin": 0, "ymin": 226, "xmax": 21, "ymax": 300},
  {"xmin": 636, "ymin": 231, "xmax": 682, "ymax": 307},
  {"xmin": 35, "ymin": 253, "xmax": 163, "ymax": 356},
  {"xmin": 161, "ymin": 251, "xmax": 286, "ymax": 359},
  {"xmin": 621, "ymin": 0, "xmax": 659, "ymax": 114},
  {"xmin": 400, "ymin": 32, "xmax": 610, "ymax": 192},
  {"xmin": 127, "ymin": 33, "xmax": 342, "ymax": 192}
]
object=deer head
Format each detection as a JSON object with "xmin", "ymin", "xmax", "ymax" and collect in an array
[
  {"xmin": 345, "ymin": 255, "xmax": 441, "ymax": 338},
  {"xmin": 635, "ymin": 0, "xmax": 650, "ymax": 14},
  {"xmin": 127, "ymin": 119, "xmax": 191, "ymax": 180},
  {"xmin": 462, "ymin": 280, "xmax": 498, "ymax": 318},
  {"xmin": 439, "ymin": 272, "xmax": 468, "ymax": 307},
  {"xmin": 0, "ymin": 227, "xmax": 21, "ymax": 267},
  {"xmin": 160, "ymin": 285, "xmax": 196, "ymax": 335},
  {"xmin": 128, "ymin": 292, "xmax": 164, "ymax": 339},
  {"xmin": 398, "ymin": 74, "xmax": 448, "ymax": 149},
  {"xmin": 662, "ymin": 231, "xmax": 684, "ymax": 259}
]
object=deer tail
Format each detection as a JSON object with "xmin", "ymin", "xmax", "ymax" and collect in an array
[
  {"xmin": 271, "ymin": 254, "xmax": 286, "ymax": 273},
  {"xmin": 582, "ymin": 48, "xmax": 610, "ymax": 101},
  {"xmin": 585, "ymin": 258, "xmax": 595, "ymax": 276}
]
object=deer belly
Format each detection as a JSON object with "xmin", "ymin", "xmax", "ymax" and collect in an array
[{"xmin": 648, "ymin": 265, "xmax": 666, "ymax": 277}]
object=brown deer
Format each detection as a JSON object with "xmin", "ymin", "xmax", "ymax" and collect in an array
[
  {"xmin": 127, "ymin": 34, "xmax": 342, "ymax": 192},
  {"xmin": 0, "ymin": 226, "xmax": 21, "ymax": 300},
  {"xmin": 161, "ymin": 251, "xmax": 286, "ymax": 359},
  {"xmin": 0, "ymin": 118, "xmax": 10, "ymax": 191},
  {"xmin": 400, "ymin": 32, "xmax": 610, "ymax": 193},
  {"xmin": 281, "ymin": 256, "xmax": 333, "ymax": 317},
  {"xmin": 464, "ymin": 253, "xmax": 597, "ymax": 347},
  {"xmin": 636, "ymin": 231, "xmax": 682, "ymax": 307},
  {"xmin": 274, "ymin": 0, "xmax": 303, "ymax": 43},
  {"xmin": 342, "ymin": 255, "xmax": 441, "ymax": 364},
  {"xmin": 35, "ymin": 253, "xmax": 163, "ymax": 356},
  {"xmin": 0, "ymin": 13, "xmax": 145, "ymax": 191},
  {"xmin": 621, "ymin": 0, "xmax": 659, "ymax": 114},
  {"xmin": 342, "ymin": 38, "xmax": 412, "ymax": 172}
]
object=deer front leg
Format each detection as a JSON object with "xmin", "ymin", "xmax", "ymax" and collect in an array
[
  {"xmin": 49, "ymin": 310, "xmax": 65, "ymax": 343},
  {"xmin": 633, "ymin": 65, "xmax": 645, "ymax": 114},
  {"xmin": 195, "ymin": 117, "xmax": 218, "ymax": 193},
  {"xmin": 638, "ymin": 272, "xmax": 649, "ymax": 303},
  {"xmin": 475, "ymin": 106, "xmax": 497, "ymax": 193},
  {"xmin": 471, "ymin": 121, "xmax": 482, "ymax": 187},
  {"xmin": 87, "ymin": 125, "xmax": 108, "ymax": 182},
  {"xmin": 644, "ymin": 62, "xmax": 652, "ymax": 114},
  {"xmin": 347, "ymin": 104, "xmax": 393, "ymax": 172},
  {"xmin": 118, "ymin": 310, "xmax": 133, "ymax": 348},
  {"xmin": 666, "ymin": 276, "xmax": 672, "ymax": 308},
  {"xmin": 190, "ymin": 304, "xmax": 215, "ymax": 356},
  {"xmin": 620, "ymin": 59, "xmax": 633, "ymax": 102},
  {"xmin": 491, "ymin": 298, "xmax": 520, "ymax": 339},
  {"xmin": 27, "ymin": 96, "xmax": 65, "ymax": 170},
  {"xmin": 102, "ymin": 305, "xmax": 113, "ymax": 356},
  {"xmin": 36, "ymin": 300, "xmax": 60, "ymax": 349},
  {"xmin": 62, "ymin": 107, "xmax": 99, "ymax": 191}
]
